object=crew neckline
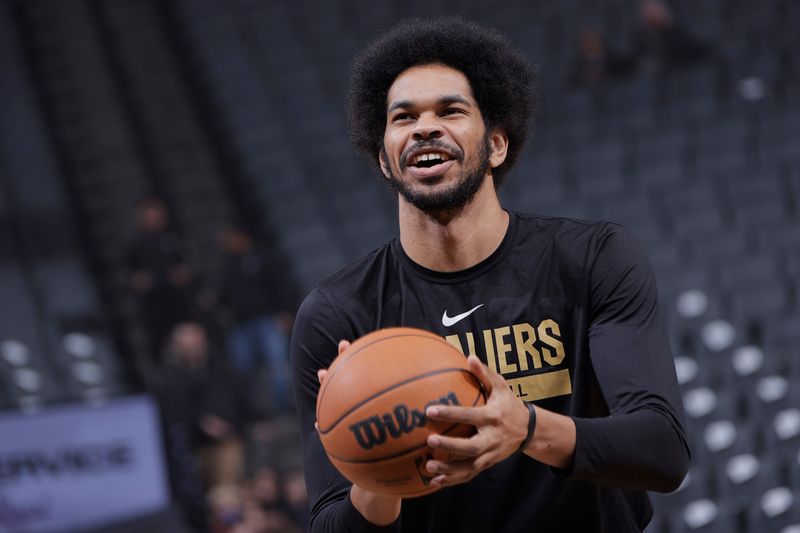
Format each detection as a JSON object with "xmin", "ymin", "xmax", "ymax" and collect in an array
[{"xmin": 392, "ymin": 210, "xmax": 518, "ymax": 283}]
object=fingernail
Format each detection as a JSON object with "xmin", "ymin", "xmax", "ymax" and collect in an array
[
  {"xmin": 426, "ymin": 461, "xmax": 438, "ymax": 473},
  {"xmin": 432, "ymin": 476, "xmax": 445, "ymax": 486},
  {"xmin": 427, "ymin": 407, "xmax": 439, "ymax": 417},
  {"xmin": 429, "ymin": 436, "xmax": 440, "ymax": 447}
]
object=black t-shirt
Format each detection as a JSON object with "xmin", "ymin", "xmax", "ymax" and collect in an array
[
  {"xmin": 124, "ymin": 229, "xmax": 184, "ymax": 286},
  {"xmin": 291, "ymin": 212, "xmax": 690, "ymax": 533},
  {"xmin": 219, "ymin": 249, "xmax": 295, "ymax": 323}
]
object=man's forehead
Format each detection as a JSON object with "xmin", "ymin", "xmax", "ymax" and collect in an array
[{"xmin": 386, "ymin": 63, "xmax": 475, "ymax": 108}]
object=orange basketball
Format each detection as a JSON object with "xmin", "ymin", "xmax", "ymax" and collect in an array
[{"xmin": 316, "ymin": 327, "xmax": 485, "ymax": 498}]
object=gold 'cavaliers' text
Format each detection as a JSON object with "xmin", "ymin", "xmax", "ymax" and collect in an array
[{"xmin": 444, "ymin": 319, "xmax": 572, "ymax": 401}]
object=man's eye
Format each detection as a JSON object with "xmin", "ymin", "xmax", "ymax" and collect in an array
[
  {"xmin": 442, "ymin": 108, "xmax": 462, "ymax": 116},
  {"xmin": 393, "ymin": 113, "xmax": 412, "ymax": 122}
]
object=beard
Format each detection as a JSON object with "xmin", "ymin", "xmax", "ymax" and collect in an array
[{"xmin": 382, "ymin": 135, "xmax": 491, "ymax": 213}]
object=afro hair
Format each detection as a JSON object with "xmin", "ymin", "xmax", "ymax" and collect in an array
[{"xmin": 347, "ymin": 17, "xmax": 539, "ymax": 186}]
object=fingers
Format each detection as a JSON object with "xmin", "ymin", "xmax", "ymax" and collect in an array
[
  {"xmin": 467, "ymin": 355, "xmax": 491, "ymax": 392},
  {"xmin": 338, "ymin": 339, "xmax": 351, "ymax": 355},
  {"xmin": 427, "ymin": 432, "xmax": 487, "ymax": 458},
  {"xmin": 316, "ymin": 339, "xmax": 352, "ymax": 434},
  {"xmin": 425, "ymin": 456, "xmax": 489, "ymax": 487},
  {"xmin": 468, "ymin": 355, "xmax": 508, "ymax": 395},
  {"xmin": 424, "ymin": 426, "xmax": 502, "ymax": 487},
  {"xmin": 426, "ymin": 431, "xmax": 498, "ymax": 462},
  {"xmin": 424, "ymin": 357, "xmax": 503, "ymax": 424},
  {"xmin": 426, "ymin": 404, "xmax": 495, "ymax": 427},
  {"xmin": 318, "ymin": 339, "xmax": 350, "ymax": 384}
]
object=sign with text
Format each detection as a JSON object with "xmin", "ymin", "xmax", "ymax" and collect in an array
[{"xmin": 0, "ymin": 395, "xmax": 169, "ymax": 532}]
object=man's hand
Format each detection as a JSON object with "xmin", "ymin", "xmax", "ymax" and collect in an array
[
  {"xmin": 423, "ymin": 355, "xmax": 530, "ymax": 488},
  {"xmin": 314, "ymin": 339, "xmax": 349, "ymax": 393},
  {"xmin": 317, "ymin": 339, "xmax": 401, "ymax": 526}
]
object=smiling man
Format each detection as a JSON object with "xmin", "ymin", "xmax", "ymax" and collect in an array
[{"xmin": 291, "ymin": 17, "xmax": 690, "ymax": 533}]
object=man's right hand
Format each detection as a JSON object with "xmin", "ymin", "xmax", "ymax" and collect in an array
[{"xmin": 317, "ymin": 339, "xmax": 402, "ymax": 527}]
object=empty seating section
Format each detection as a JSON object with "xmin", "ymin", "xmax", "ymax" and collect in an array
[
  {"xmin": 92, "ymin": 0, "xmax": 235, "ymax": 272},
  {"xmin": 0, "ymin": 0, "xmax": 797, "ymax": 530},
  {"xmin": 0, "ymin": 0, "xmax": 124, "ymax": 408},
  {"xmin": 169, "ymin": 0, "xmax": 352, "ymax": 288}
]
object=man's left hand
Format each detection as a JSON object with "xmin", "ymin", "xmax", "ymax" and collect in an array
[{"xmin": 424, "ymin": 355, "xmax": 530, "ymax": 487}]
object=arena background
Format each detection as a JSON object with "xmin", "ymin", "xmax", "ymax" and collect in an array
[{"xmin": 0, "ymin": 0, "xmax": 798, "ymax": 531}]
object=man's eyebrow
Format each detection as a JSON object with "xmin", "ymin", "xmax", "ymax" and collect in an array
[
  {"xmin": 387, "ymin": 94, "xmax": 471, "ymax": 113},
  {"xmin": 438, "ymin": 95, "xmax": 471, "ymax": 107},
  {"xmin": 387, "ymin": 100, "xmax": 412, "ymax": 113}
]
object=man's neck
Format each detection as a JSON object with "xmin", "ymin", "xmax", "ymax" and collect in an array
[{"xmin": 398, "ymin": 178, "xmax": 509, "ymax": 273}]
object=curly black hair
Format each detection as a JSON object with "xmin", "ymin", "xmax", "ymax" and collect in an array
[{"xmin": 348, "ymin": 17, "xmax": 539, "ymax": 186}]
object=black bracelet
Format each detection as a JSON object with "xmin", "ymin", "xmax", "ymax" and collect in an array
[{"xmin": 517, "ymin": 401, "xmax": 537, "ymax": 454}]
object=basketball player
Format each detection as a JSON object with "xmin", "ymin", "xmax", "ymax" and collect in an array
[{"xmin": 291, "ymin": 17, "xmax": 690, "ymax": 532}]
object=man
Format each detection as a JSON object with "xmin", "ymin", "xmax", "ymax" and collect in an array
[
  {"xmin": 217, "ymin": 226, "xmax": 295, "ymax": 414},
  {"xmin": 291, "ymin": 18, "xmax": 690, "ymax": 532},
  {"xmin": 153, "ymin": 321, "xmax": 249, "ymax": 529},
  {"xmin": 632, "ymin": 0, "xmax": 710, "ymax": 74},
  {"xmin": 124, "ymin": 197, "xmax": 194, "ymax": 353}
]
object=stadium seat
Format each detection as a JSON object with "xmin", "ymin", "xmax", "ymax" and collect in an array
[
  {"xmin": 746, "ymin": 486, "xmax": 800, "ymax": 531},
  {"xmin": 651, "ymin": 464, "xmax": 713, "ymax": 514},
  {"xmin": 730, "ymin": 280, "xmax": 791, "ymax": 324},
  {"xmin": 745, "ymin": 373, "xmax": 799, "ymax": 422},
  {"xmin": 717, "ymin": 453, "xmax": 767, "ymax": 508},
  {"xmin": 762, "ymin": 313, "xmax": 800, "ymax": 354},
  {"xmin": 766, "ymin": 408, "xmax": 800, "ymax": 455},
  {"xmin": 669, "ymin": 498, "xmax": 738, "ymax": 533}
]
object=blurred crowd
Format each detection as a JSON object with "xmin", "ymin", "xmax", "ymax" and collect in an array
[
  {"xmin": 567, "ymin": 0, "xmax": 711, "ymax": 87},
  {"xmin": 122, "ymin": 197, "xmax": 305, "ymax": 532}
]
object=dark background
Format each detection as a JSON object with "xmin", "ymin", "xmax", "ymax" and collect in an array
[{"xmin": 0, "ymin": 0, "xmax": 798, "ymax": 531}]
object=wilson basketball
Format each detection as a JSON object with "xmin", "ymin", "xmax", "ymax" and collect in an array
[{"xmin": 316, "ymin": 327, "xmax": 486, "ymax": 498}]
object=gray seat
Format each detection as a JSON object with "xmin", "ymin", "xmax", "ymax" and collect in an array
[
  {"xmin": 718, "ymin": 254, "xmax": 781, "ymax": 290},
  {"xmin": 32, "ymin": 256, "xmax": 101, "ymax": 320}
]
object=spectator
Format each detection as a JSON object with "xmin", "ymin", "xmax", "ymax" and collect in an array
[
  {"xmin": 282, "ymin": 468, "xmax": 309, "ymax": 530},
  {"xmin": 208, "ymin": 484, "xmax": 245, "ymax": 533},
  {"xmin": 567, "ymin": 28, "xmax": 633, "ymax": 87},
  {"xmin": 208, "ymin": 468, "xmax": 306, "ymax": 532},
  {"xmin": 217, "ymin": 227, "xmax": 296, "ymax": 414},
  {"xmin": 247, "ymin": 465, "xmax": 305, "ymax": 532},
  {"xmin": 156, "ymin": 322, "xmax": 249, "ymax": 495},
  {"xmin": 250, "ymin": 465, "xmax": 282, "ymax": 513},
  {"xmin": 632, "ymin": 0, "xmax": 710, "ymax": 74},
  {"xmin": 124, "ymin": 197, "xmax": 194, "ymax": 353}
]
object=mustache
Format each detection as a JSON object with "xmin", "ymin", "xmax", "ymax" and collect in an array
[{"xmin": 400, "ymin": 140, "xmax": 464, "ymax": 168}]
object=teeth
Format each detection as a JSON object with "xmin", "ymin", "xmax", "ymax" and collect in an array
[{"xmin": 412, "ymin": 152, "xmax": 450, "ymax": 165}]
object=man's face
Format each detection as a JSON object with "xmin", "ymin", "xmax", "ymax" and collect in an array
[
  {"xmin": 138, "ymin": 201, "xmax": 167, "ymax": 232},
  {"xmin": 171, "ymin": 323, "xmax": 208, "ymax": 367},
  {"xmin": 380, "ymin": 63, "xmax": 502, "ymax": 213}
]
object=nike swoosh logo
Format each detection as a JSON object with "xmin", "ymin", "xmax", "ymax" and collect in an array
[{"xmin": 442, "ymin": 304, "xmax": 484, "ymax": 327}]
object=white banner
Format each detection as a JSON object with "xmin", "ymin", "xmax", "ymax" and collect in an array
[{"xmin": 0, "ymin": 395, "xmax": 169, "ymax": 532}]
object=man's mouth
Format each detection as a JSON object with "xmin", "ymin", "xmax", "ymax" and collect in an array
[{"xmin": 408, "ymin": 151, "xmax": 452, "ymax": 169}]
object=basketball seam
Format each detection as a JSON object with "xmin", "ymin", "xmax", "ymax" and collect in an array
[
  {"xmin": 318, "ymin": 367, "xmax": 473, "ymax": 434},
  {"xmin": 323, "ymin": 378, "xmax": 485, "ymax": 463},
  {"xmin": 316, "ymin": 330, "xmax": 461, "ymax": 418}
]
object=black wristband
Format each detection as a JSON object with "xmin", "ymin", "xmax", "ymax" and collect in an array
[{"xmin": 516, "ymin": 401, "xmax": 537, "ymax": 454}]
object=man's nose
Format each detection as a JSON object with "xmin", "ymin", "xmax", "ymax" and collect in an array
[{"xmin": 412, "ymin": 115, "xmax": 442, "ymax": 141}]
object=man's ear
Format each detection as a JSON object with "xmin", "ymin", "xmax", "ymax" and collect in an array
[
  {"xmin": 378, "ymin": 147, "xmax": 392, "ymax": 179},
  {"xmin": 488, "ymin": 128, "xmax": 509, "ymax": 169}
]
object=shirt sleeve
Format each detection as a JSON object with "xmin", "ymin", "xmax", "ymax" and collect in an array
[
  {"xmin": 565, "ymin": 225, "xmax": 691, "ymax": 492},
  {"xmin": 290, "ymin": 288, "xmax": 402, "ymax": 533}
]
